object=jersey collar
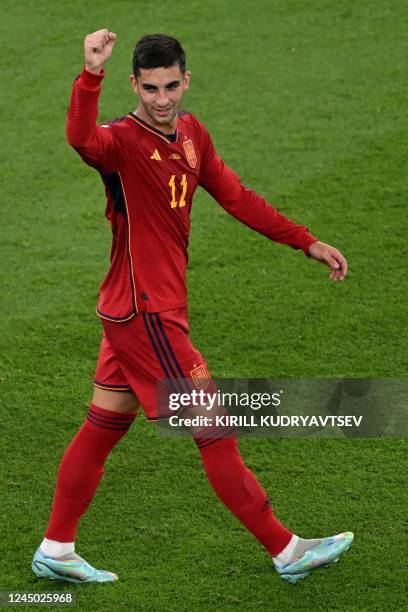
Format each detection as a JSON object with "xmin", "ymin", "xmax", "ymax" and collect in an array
[{"xmin": 127, "ymin": 112, "xmax": 178, "ymax": 143}]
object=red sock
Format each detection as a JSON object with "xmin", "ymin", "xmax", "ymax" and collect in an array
[
  {"xmin": 195, "ymin": 435, "xmax": 292, "ymax": 556},
  {"xmin": 45, "ymin": 403, "xmax": 136, "ymax": 542}
]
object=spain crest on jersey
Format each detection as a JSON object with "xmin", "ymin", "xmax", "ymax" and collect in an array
[
  {"xmin": 190, "ymin": 363, "xmax": 210, "ymax": 389},
  {"xmin": 183, "ymin": 139, "xmax": 197, "ymax": 168}
]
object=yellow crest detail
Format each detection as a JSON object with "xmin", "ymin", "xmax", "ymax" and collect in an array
[
  {"xmin": 182, "ymin": 139, "xmax": 197, "ymax": 168},
  {"xmin": 190, "ymin": 364, "xmax": 210, "ymax": 390}
]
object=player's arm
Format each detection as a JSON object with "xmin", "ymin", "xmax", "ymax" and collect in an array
[
  {"xmin": 66, "ymin": 29, "xmax": 122, "ymax": 173},
  {"xmin": 198, "ymin": 128, "xmax": 347, "ymax": 281}
]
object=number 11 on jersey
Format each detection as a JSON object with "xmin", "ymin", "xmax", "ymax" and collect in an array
[{"xmin": 169, "ymin": 174, "xmax": 188, "ymax": 208}]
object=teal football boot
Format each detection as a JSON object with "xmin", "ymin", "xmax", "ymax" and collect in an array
[
  {"xmin": 275, "ymin": 531, "xmax": 354, "ymax": 584},
  {"xmin": 32, "ymin": 549, "xmax": 118, "ymax": 584}
]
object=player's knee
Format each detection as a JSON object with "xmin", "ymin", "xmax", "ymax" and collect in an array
[
  {"xmin": 193, "ymin": 426, "xmax": 238, "ymax": 450},
  {"xmin": 91, "ymin": 387, "xmax": 140, "ymax": 413}
]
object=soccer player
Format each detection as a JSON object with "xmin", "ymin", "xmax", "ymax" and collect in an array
[{"xmin": 32, "ymin": 30, "xmax": 353, "ymax": 585}]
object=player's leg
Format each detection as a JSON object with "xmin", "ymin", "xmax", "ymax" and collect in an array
[
  {"xmin": 91, "ymin": 386, "xmax": 140, "ymax": 413},
  {"xmin": 33, "ymin": 335, "xmax": 138, "ymax": 583},
  {"xmin": 194, "ymin": 430, "xmax": 293, "ymax": 552},
  {"xmin": 99, "ymin": 314, "xmax": 292, "ymax": 555},
  {"xmin": 42, "ymin": 387, "xmax": 138, "ymax": 545},
  {"xmin": 101, "ymin": 309, "xmax": 353, "ymax": 583},
  {"xmin": 194, "ymin": 430, "xmax": 353, "ymax": 582},
  {"xmin": 136, "ymin": 311, "xmax": 297, "ymax": 560}
]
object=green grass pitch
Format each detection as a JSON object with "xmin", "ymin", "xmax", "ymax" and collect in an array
[{"xmin": 1, "ymin": 0, "xmax": 407, "ymax": 610}]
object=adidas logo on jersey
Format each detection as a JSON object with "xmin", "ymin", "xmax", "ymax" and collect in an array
[{"xmin": 150, "ymin": 149, "xmax": 162, "ymax": 161}]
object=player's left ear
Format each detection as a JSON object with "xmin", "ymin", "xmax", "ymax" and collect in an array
[{"xmin": 183, "ymin": 70, "xmax": 191, "ymax": 91}]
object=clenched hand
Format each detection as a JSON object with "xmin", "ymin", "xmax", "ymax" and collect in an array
[{"xmin": 84, "ymin": 29, "xmax": 117, "ymax": 74}]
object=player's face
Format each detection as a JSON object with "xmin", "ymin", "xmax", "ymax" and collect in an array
[{"xmin": 130, "ymin": 64, "xmax": 191, "ymax": 133}]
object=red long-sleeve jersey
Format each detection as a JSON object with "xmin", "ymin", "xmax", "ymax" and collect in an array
[{"xmin": 67, "ymin": 67, "xmax": 318, "ymax": 321}]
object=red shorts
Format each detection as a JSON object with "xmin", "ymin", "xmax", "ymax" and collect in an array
[{"xmin": 94, "ymin": 308, "xmax": 210, "ymax": 420}]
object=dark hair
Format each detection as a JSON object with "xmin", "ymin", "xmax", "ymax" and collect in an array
[{"xmin": 132, "ymin": 34, "xmax": 186, "ymax": 76}]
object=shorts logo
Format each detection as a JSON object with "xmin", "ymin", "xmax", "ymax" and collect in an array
[
  {"xmin": 183, "ymin": 139, "xmax": 197, "ymax": 168},
  {"xmin": 190, "ymin": 363, "xmax": 210, "ymax": 389}
]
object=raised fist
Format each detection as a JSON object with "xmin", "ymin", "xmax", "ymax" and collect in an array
[{"xmin": 84, "ymin": 29, "xmax": 116, "ymax": 74}]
